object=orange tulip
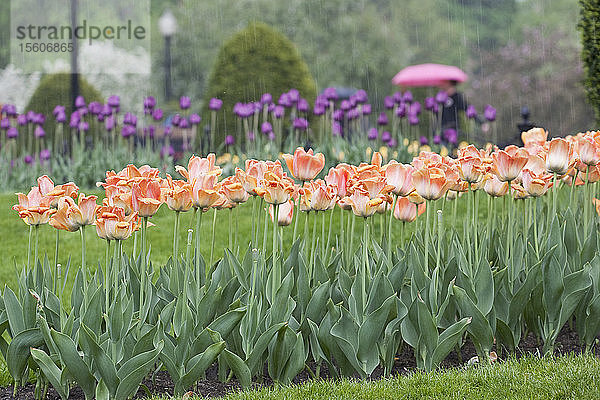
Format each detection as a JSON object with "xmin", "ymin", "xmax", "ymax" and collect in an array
[
  {"xmin": 412, "ymin": 151, "xmax": 443, "ymax": 169},
  {"xmin": 521, "ymin": 169, "xmax": 553, "ymax": 197},
  {"xmin": 491, "ymin": 146, "xmax": 528, "ymax": 182},
  {"xmin": 282, "ymin": 147, "xmax": 325, "ymax": 181},
  {"xmin": 482, "ymin": 174, "xmax": 510, "ymax": 197},
  {"xmin": 176, "ymin": 154, "xmax": 222, "ymax": 182},
  {"xmin": 343, "ymin": 188, "xmax": 385, "ymax": 218},
  {"xmin": 131, "ymin": 178, "xmax": 163, "ymax": 218},
  {"xmin": 303, "ymin": 180, "xmax": 337, "ymax": 211},
  {"xmin": 412, "ymin": 167, "xmax": 450, "ymax": 201},
  {"xmin": 546, "ymin": 138, "xmax": 575, "ymax": 175},
  {"xmin": 393, "ymin": 196, "xmax": 426, "ymax": 223},
  {"xmin": 98, "ymin": 206, "xmax": 139, "ymax": 241},
  {"xmin": 164, "ymin": 184, "xmax": 193, "ymax": 212},
  {"xmin": 577, "ymin": 134, "xmax": 600, "ymax": 167},
  {"xmin": 384, "ymin": 161, "xmax": 415, "ymax": 196},
  {"xmin": 269, "ymin": 199, "xmax": 294, "ymax": 226},
  {"xmin": 325, "ymin": 166, "xmax": 351, "ymax": 197},
  {"xmin": 49, "ymin": 194, "xmax": 98, "ymax": 231},
  {"xmin": 219, "ymin": 176, "xmax": 250, "ymax": 204},
  {"xmin": 255, "ymin": 171, "xmax": 295, "ymax": 205},
  {"xmin": 511, "ymin": 183, "xmax": 529, "ymax": 200},
  {"xmin": 13, "ymin": 185, "xmax": 55, "ymax": 226},
  {"xmin": 457, "ymin": 154, "xmax": 486, "ymax": 184},
  {"xmin": 521, "ymin": 127, "xmax": 547, "ymax": 148}
]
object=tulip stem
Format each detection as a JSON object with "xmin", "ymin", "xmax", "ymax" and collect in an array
[
  {"xmin": 228, "ymin": 208, "xmax": 233, "ymax": 251},
  {"xmin": 533, "ymin": 198, "xmax": 540, "ymax": 259},
  {"xmin": 173, "ymin": 211, "xmax": 180, "ymax": 261},
  {"xmin": 388, "ymin": 194, "xmax": 398, "ymax": 260},
  {"xmin": 321, "ymin": 210, "xmax": 326, "ymax": 261},
  {"xmin": 304, "ymin": 211, "xmax": 310, "ymax": 258},
  {"xmin": 252, "ymin": 196, "xmax": 257, "ymax": 248},
  {"xmin": 552, "ymin": 172, "xmax": 558, "ymax": 220},
  {"xmin": 235, "ymin": 205, "xmax": 240, "ymax": 256},
  {"xmin": 584, "ymin": 166, "xmax": 590, "ymax": 236},
  {"xmin": 436, "ymin": 209, "xmax": 442, "ymax": 271},
  {"xmin": 209, "ymin": 208, "xmax": 217, "ymax": 270},
  {"xmin": 339, "ymin": 205, "xmax": 345, "ymax": 256},
  {"xmin": 362, "ymin": 217, "xmax": 369, "ymax": 314},
  {"xmin": 263, "ymin": 203, "xmax": 269, "ymax": 258},
  {"xmin": 139, "ymin": 217, "xmax": 148, "ymax": 318},
  {"xmin": 54, "ymin": 229, "xmax": 60, "ymax": 292},
  {"xmin": 293, "ymin": 194, "xmax": 300, "ymax": 242},
  {"xmin": 195, "ymin": 210, "xmax": 203, "ymax": 279},
  {"xmin": 311, "ymin": 211, "xmax": 318, "ymax": 281},
  {"xmin": 326, "ymin": 209, "xmax": 334, "ymax": 264},
  {"xmin": 272, "ymin": 204, "xmax": 279, "ymax": 296},
  {"xmin": 34, "ymin": 225, "xmax": 39, "ymax": 272},
  {"xmin": 78, "ymin": 225, "xmax": 85, "ymax": 289},
  {"xmin": 105, "ymin": 240, "xmax": 110, "ymax": 313},
  {"xmin": 425, "ymin": 201, "xmax": 430, "ymax": 274}
]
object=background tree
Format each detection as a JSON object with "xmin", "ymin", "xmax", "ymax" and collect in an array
[{"xmin": 579, "ymin": 0, "xmax": 600, "ymax": 124}]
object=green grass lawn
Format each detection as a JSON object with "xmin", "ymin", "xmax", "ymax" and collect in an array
[{"xmin": 147, "ymin": 354, "xmax": 600, "ymax": 400}]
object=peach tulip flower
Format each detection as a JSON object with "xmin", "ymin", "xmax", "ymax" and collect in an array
[
  {"xmin": 593, "ymin": 198, "xmax": 600, "ymax": 217},
  {"xmin": 457, "ymin": 154, "xmax": 486, "ymax": 184},
  {"xmin": 49, "ymin": 194, "xmax": 98, "ymax": 231},
  {"xmin": 255, "ymin": 171, "xmax": 295, "ymax": 205},
  {"xmin": 302, "ymin": 180, "xmax": 337, "ymax": 211},
  {"xmin": 482, "ymin": 174, "xmax": 510, "ymax": 197},
  {"xmin": 393, "ymin": 196, "xmax": 426, "ymax": 223},
  {"xmin": 282, "ymin": 147, "xmax": 325, "ymax": 181},
  {"xmin": 164, "ymin": 184, "xmax": 193, "ymax": 212},
  {"xmin": 325, "ymin": 166, "xmax": 351, "ymax": 198},
  {"xmin": 412, "ymin": 167, "xmax": 450, "ymax": 201},
  {"xmin": 176, "ymin": 154, "xmax": 222, "ymax": 183},
  {"xmin": 577, "ymin": 134, "xmax": 600, "ymax": 167},
  {"xmin": 101, "ymin": 208, "xmax": 140, "ymax": 241},
  {"xmin": 384, "ymin": 161, "xmax": 415, "ymax": 196},
  {"xmin": 521, "ymin": 127, "xmax": 548, "ymax": 148},
  {"xmin": 491, "ymin": 146, "xmax": 528, "ymax": 182},
  {"xmin": 511, "ymin": 183, "xmax": 529, "ymax": 200},
  {"xmin": 269, "ymin": 199, "xmax": 294, "ymax": 226},
  {"xmin": 219, "ymin": 176, "xmax": 250, "ymax": 204},
  {"xmin": 344, "ymin": 188, "xmax": 384, "ymax": 218},
  {"xmin": 546, "ymin": 138, "xmax": 575, "ymax": 175},
  {"xmin": 521, "ymin": 169, "xmax": 553, "ymax": 197},
  {"xmin": 13, "ymin": 185, "xmax": 56, "ymax": 226},
  {"xmin": 131, "ymin": 179, "xmax": 163, "ymax": 218}
]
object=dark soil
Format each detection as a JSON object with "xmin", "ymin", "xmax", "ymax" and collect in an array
[{"xmin": 2, "ymin": 325, "xmax": 598, "ymax": 400}]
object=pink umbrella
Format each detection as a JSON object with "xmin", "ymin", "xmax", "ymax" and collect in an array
[{"xmin": 392, "ymin": 63, "xmax": 468, "ymax": 87}]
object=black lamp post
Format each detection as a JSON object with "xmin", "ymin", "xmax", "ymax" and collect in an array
[{"xmin": 158, "ymin": 10, "xmax": 177, "ymax": 102}]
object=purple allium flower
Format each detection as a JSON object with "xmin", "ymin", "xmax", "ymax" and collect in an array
[
  {"xmin": 237, "ymin": 103, "xmax": 254, "ymax": 118},
  {"xmin": 160, "ymin": 145, "xmax": 175, "ymax": 158},
  {"xmin": 435, "ymin": 91, "xmax": 448, "ymax": 104},
  {"xmin": 123, "ymin": 112, "xmax": 137, "ymax": 127},
  {"xmin": 152, "ymin": 108, "xmax": 163, "ymax": 121},
  {"xmin": 179, "ymin": 96, "xmax": 191, "ymax": 110},
  {"xmin": 101, "ymin": 104, "xmax": 112, "ymax": 116},
  {"xmin": 171, "ymin": 114, "xmax": 181, "ymax": 126},
  {"xmin": 384, "ymin": 96, "xmax": 395, "ymax": 110},
  {"xmin": 273, "ymin": 105, "xmax": 285, "ymax": 119},
  {"xmin": 209, "ymin": 98, "xmax": 223, "ymax": 111},
  {"xmin": 297, "ymin": 98, "xmax": 309, "ymax": 112},
  {"xmin": 484, "ymin": 105, "xmax": 496, "ymax": 121},
  {"xmin": 347, "ymin": 108, "xmax": 360, "ymax": 120},
  {"xmin": 367, "ymin": 127, "xmax": 378, "ymax": 141},
  {"xmin": 388, "ymin": 138, "xmax": 398, "ymax": 147},
  {"xmin": 143, "ymin": 96, "xmax": 156, "ymax": 110},
  {"xmin": 293, "ymin": 117, "xmax": 309, "ymax": 131},
  {"xmin": 395, "ymin": 102, "xmax": 407, "ymax": 118},
  {"xmin": 260, "ymin": 93, "xmax": 272, "ymax": 105},
  {"xmin": 107, "ymin": 95, "xmax": 120, "ymax": 109},
  {"xmin": 77, "ymin": 107, "xmax": 88, "ymax": 117},
  {"xmin": 402, "ymin": 91, "xmax": 413, "ymax": 103},
  {"xmin": 69, "ymin": 112, "xmax": 80, "ymax": 128},
  {"xmin": 75, "ymin": 95, "xmax": 86, "ymax": 109},
  {"xmin": 313, "ymin": 105, "xmax": 325, "ymax": 116},
  {"xmin": 419, "ymin": 136, "xmax": 429, "ymax": 145},
  {"xmin": 278, "ymin": 93, "xmax": 292, "ymax": 107},
  {"xmin": 433, "ymin": 134, "xmax": 442, "ymax": 145},
  {"xmin": 189, "ymin": 113, "xmax": 201, "ymax": 125},
  {"xmin": 408, "ymin": 114, "xmax": 419, "ymax": 126},
  {"xmin": 164, "ymin": 126, "xmax": 172, "ymax": 137},
  {"xmin": 2, "ymin": 104, "xmax": 17, "ymax": 116},
  {"xmin": 34, "ymin": 125, "xmax": 45, "ymax": 138},
  {"xmin": 443, "ymin": 128, "xmax": 458, "ymax": 144},
  {"xmin": 392, "ymin": 91, "xmax": 403, "ymax": 103},
  {"xmin": 40, "ymin": 149, "xmax": 51, "ymax": 161},
  {"xmin": 88, "ymin": 102, "xmax": 102, "ymax": 115},
  {"xmin": 377, "ymin": 112, "xmax": 388, "ymax": 126},
  {"xmin": 105, "ymin": 115, "xmax": 115, "ymax": 131},
  {"xmin": 79, "ymin": 121, "xmax": 89, "ymax": 132},
  {"xmin": 53, "ymin": 105, "xmax": 65, "ymax": 116},
  {"xmin": 225, "ymin": 134, "xmax": 235, "ymax": 146},
  {"xmin": 354, "ymin": 89, "xmax": 368, "ymax": 104},
  {"xmin": 332, "ymin": 122, "xmax": 343, "ymax": 137},
  {"xmin": 7, "ymin": 126, "xmax": 18, "ymax": 139},
  {"xmin": 247, "ymin": 131, "xmax": 255, "ymax": 142},
  {"xmin": 253, "ymin": 102, "xmax": 262, "ymax": 114},
  {"xmin": 323, "ymin": 87, "xmax": 338, "ymax": 101},
  {"xmin": 340, "ymin": 100, "xmax": 351, "ymax": 111},
  {"xmin": 466, "ymin": 105, "xmax": 477, "ymax": 119},
  {"xmin": 55, "ymin": 111, "xmax": 67, "ymax": 123},
  {"xmin": 121, "ymin": 124, "xmax": 136, "ymax": 138},
  {"xmin": 0, "ymin": 118, "xmax": 10, "ymax": 130},
  {"xmin": 261, "ymin": 121, "xmax": 273, "ymax": 134},
  {"xmin": 410, "ymin": 101, "xmax": 421, "ymax": 115},
  {"xmin": 333, "ymin": 109, "xmax": 344, "ymax": 122},
  {"xmin": 268, "ymin": 103, "xmax": 276, "ymax": 112},
  {"xmin": 287, "ymin": 89, "xmax": 300, "ymax": 103},
  {"xmin": 178, "ymin": 117, "xmax": 189, "ymax": 129},
  {"xmin": 97, "ymin": 112, "xmax": 105, "ymax": 122},
  {"xmin": 381, "ymin": 130, "xmax": 392, "ymax": 142},
  {"xmin": 24, "ymin": 155, "xmax": 34, "ymax": 164},
  {"xmin": 314, "ymin": 95, "xmax": 329, "ymax": 108},
  {"xmin": 362, "ymin": 104, "xmax": 372, "ymax": 115},
  {"xmin": 268, "ymin": 131, "xmax": 275, "ymax": 141},
  {"xmin": 424, "ymin": 97, "xmax": 436, "ymax": 111},
  {"xmin": 145, "ymin": 125, "xmax": 156, "ymax": 138},
  {"xmin": 26, "ymin": 110, "xmax": 36, "ymax": 123}
]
